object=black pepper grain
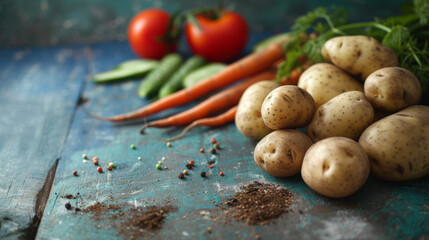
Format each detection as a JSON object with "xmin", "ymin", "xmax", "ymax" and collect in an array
[
  {"xmin": 200, "ymin": 171, "xmax": 206, "ymax": 177},
  {"xmin": 209, "ymin": 148, "xmax": 216, "ymax": 154},
  {"xmin": 186, "ymin": 163, "xmax": 193, "ymax": 169},
  {"xmin": 65, "ymin": 202, "xmax": 72, "ymax": 210},
  {"xmin": 178, "ymin": 172, "xmax": 185, "ymax": 179}
]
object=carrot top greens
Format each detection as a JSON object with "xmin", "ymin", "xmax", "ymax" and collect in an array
[{"xmin": 278, "ymin": 0, "xmax": 429, "ymax": 93}]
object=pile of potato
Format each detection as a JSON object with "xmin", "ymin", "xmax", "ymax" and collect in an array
[{"xmin": 235, "ymin": 35, "xmax": 429, "ymax": 198}]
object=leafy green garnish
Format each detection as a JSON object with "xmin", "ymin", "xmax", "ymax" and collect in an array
[{"xmin": 278, "ymin": 0, "xmax": 429, "ymax": 93}]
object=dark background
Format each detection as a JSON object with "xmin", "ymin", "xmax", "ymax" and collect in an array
[{"xmin": 0, "ymin": 0, "xmax": 410, "ymax": 47}]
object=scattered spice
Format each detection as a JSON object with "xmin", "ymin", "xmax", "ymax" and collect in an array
[
  {"xmin": 65, "ymin": 202, "xmax": 72, "ymax": 210},
  {"xmin": 166, "ymin": 142, "xmax": 172, "ymax": 147},
  {"xmin": 73, "ymin": 171, "xmax": 78, "ymax": 176},
  {"xmin": 200, "ymin": 148, "xmax": 204, "ymax": 153},
  {"xmin": 224, "ymin": 181, "xmax": 294, "ymax": 225},
  {"xmin": 82, "ymin": 154, "xmax": 88, "ymax": 159},
  {"xmin": 156, "ymin": 163, "xmax": 162, "ymax": 170},
  {"xmin": 210, "ymin": 148, "xmax": 216, "ymax": 154},
  {"xmin": 93, "ymin": 159, "xmax": 99, "ymax": 165},
  {"xmin": 124, "ymin": 206, "xmax": 177, "ymax": 232},
  {"xmin": 200, "ymin": 171, "xmax": 206, "ymax": 177},
  {"xmin": 83, "ymin": 202, "xmax": 120, "ymax": 216},
  {"xmin": 92, "ymin": 156, "xmax": 98, "ymax": 161},
  {"xmin": 188, "ymin": 160, "xmax": 194, "ymax": 166},
  {"xmin": 186, "ymin": 164, "xmax": 193, "ymax": 170},
  {"xmin": 183, "ymin": 169, "xmax": 188, "ymax": 175},
  {"xmin": 97, "ymin": 167, "xmax": 103, "ymax": 173},
  {"xmin": 109, "ymin": 162, "xmax": 116, "ymax": 168},
  {"xmin": 138, "ymin": 157, "xmax": 142, "ymax": 161},
  {"xmin": 107, "ymin": 165, "xmax": 113, "ymax": 171},
  {"xmin": 214, "ymin": 143, "xmax": 221, "ymax": 149},
  {"xmin": 178, "ymin": 172, "xmax": 185, "ymax": 179},
  {"xmin": 208, "ymin": 164, "xmax": 214, "ymax": 168},
  {"xmin": 219, "ymin": 172, "xmax": 225, "ymax": 176},
  {"xmin": 131, "ymin": 144, "xmax": 136, "ymax": 149},
  {"xmin": 211, "ymin": 138, "xmax": 217, "ymax": 144},
  {"xmin": 61, "ymin": 194, "xmax": 77, "ymax": 199}
]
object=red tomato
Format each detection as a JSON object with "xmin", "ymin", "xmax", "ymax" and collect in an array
[
  {"xmin": 185, "ymin": 10, "xmax": 248, "ymax": 62},
  {"xmin": 128, "ymin": 8, "xmax": 176, "ymax": 59}
]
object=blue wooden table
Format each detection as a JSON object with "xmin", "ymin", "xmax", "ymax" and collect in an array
[{"xmin": 0, "ymin": 34, "xmax": 428, "ymax": 240}]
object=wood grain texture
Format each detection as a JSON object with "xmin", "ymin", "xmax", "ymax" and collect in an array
[
  {"xmin": 35, "ymin": 41, "xmax": 428, "ymax": 240},
  {"xmin": 0, "ymin": 46, "xmax": 89, "ymax": 239}
]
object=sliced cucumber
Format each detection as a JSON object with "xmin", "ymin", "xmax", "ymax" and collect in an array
[
  {"xmin": 183, "ymin": 63, "xmax": 227, "ymax": 88},
  {"xmin": 93, "ymin": 59, "xmax": 158, "ymax": 83}
]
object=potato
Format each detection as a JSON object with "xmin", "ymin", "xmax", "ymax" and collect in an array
[
  {"xmin": 358, "ymin": 105, "xmax": 429, "ymax": 181},
  {"xmin": 364, "ymin": 67, "xmax": 422, "ymax": 112},
  {"xmin": 301, "ymin": 137, "xmax": 370, "ymax": 198},
  {"xmin": 307, "ymin": 91, "xmax": 374, "ymax": 142},
  {"xmin": 322, "ymin": 35, "xmax": 398, "ymax": 80},
  {"xmin": 298, "ymin": 63, "xmax": 363, "ymax": 108},
  {"xmin": 254, "ymin": 129, "xmax": 313, "ymax": 177},
  {"xmin": 235, "ymin": 81, "xmax": 280, "ymax": 140},
  {"xmin": 261, "ymin": 86, "xmax": 315, "ymax": 130}
]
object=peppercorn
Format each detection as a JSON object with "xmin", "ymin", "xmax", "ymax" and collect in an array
[
  {"xmin": 200, "ymin": 171, "xmax": 206, "ymax": 177},
  {"xmin": 73, "ymin": 171, "xmax": 78, "ymax": 176},
  {"xmin": 200, "ymin": 148, "xmax": 204, "ymax": 153},
  {"xmin": 211, "ymin": 138, "xmax": 217, "ymax": 144},
  {"xmin": 65, "ymin": 202, "xmax": 72, "ymax": 210},
  {"xmin": 178, "ymin": 172, "xmax": 185, "ymax": 179},
  {"xmin": 156, "ymin": 163, "xmax": 162, "ymax": 169},
  {"xmin": 92, "ymin": 156, "xmax": 98, "ymax": 161},
  {"xmin": 188, "ymin": 160, "xmax": 194, "ymax": 166},
  {"xmin": 109, "ymin": 162, "xmax": 116, "ymax": 168},
  {"xmin": 214, "ymin": 143, "xmax": 220, "ymax": 149},
  {"xmin": 186, "ymin": 163, "xmax": 193, "ymax": 169},
  {"xmin": 107, "ymin": 165, "xmax": 113, "ymax": 171},
  {"xmin": 219, "ymin": 172, "xmax": 225, "ymax": 176},
  {"xmin": 210, "ymin": 148, "xmax": 216, "ymax": 154},
  {"xmin": 137, "ymin": 157, "xmax": 142, "ymax": 161},
  {"xmin": 93, "ymin": 159, "xmax": 99, "ymax": 165},
  {"xmin": 82, "ymin": 154, "xmax": 88, "ymax": 159},
  {"xmin": 166, "ymin": 142, "xmax": 172, "ymax": 147},
  {"xmin": 130, "ymin": 144, "xmax": 136, "ymax": 149},
  {"xmin": 97, "ymin": 167, "xmax": 103, "ymax": 173}
]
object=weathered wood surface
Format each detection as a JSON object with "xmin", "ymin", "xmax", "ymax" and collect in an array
[
  {"xmin": 0, "ymin": 36, "xmax": 428, "ymax": 240},
  {"xmin": 0, "ymin": 46, "xmax": 88, "ymax": 239}
]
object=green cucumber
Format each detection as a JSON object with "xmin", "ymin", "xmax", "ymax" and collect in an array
[
  {"xmin": 138, "ymin": 53, "xmax": 183, "ymax": 98},
  {"xmin": 158, "ymin": 56, "xmax": 207, "ymax": 98},
  {"xmin": 93, "ymin": 59, "xmax": 158, "ymax": 83},
  {"xmin": 252, "ymin": 32, "xmax": 290, "ymax": 52},
  {"xmin": 182, "ymin": 63, "xmax": 227, "ymax": 88}
]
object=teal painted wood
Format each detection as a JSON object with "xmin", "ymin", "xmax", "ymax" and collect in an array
[
  {"xmin": 35, "ymin": 40, "xmax": 428, "ymax": 240},
  {"xmin": 0, "ymin": 46, "xmax": 89, "ymax": 239}
]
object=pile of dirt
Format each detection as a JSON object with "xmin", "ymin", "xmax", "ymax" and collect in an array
[
  {"xmin": 224, "ymin": 181, "xmax": 294, "ymax": 225},
  {"xmin": 82, "ymin": 202, "xmax": 120, "ymax": 216}
]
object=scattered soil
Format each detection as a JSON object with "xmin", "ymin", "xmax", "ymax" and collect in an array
[
  {"xmin": 223, "ymin": 181, "xmax": 294, "ymax": 225},
  {"xmin": 61, "ymin": 194, "xmax": 77, "ymax": 199}
]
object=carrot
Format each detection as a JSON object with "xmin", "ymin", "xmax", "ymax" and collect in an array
[
  {"xmin": 139, "ymin": 68, "xmax": 277, "ymax": 133},
  {"xmin": 144, "ymin": 105, "xmax": 238, "ymax": 142},
  {"xmin": 100, "ymin": 41, "xmax": 286, "ymax": 122}
]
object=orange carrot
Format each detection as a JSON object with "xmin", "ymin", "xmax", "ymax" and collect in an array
[
  {"xmin": 100, "ymin": 41, "xmax": 286, "ymax": 122},
  {"xmin": 145, "ymin": 106, "xmax": 238, "ymax": 142},
  {"xmin": 140, "ymin": 68, "xmax": 277, "ymax": 132}
]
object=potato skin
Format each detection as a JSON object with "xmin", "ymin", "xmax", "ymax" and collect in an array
[
  {"xmin": 301, "ymin": 137, "xmax": 370, "ymax": 198},
  {"xmin": 358, "ymin": 105, "xmax": 429, "ymax": 181},
  {"xmin": 254, "ymin": 129, "xmax": 313, "ymax": 177},
  {"xmin": 298, "ymin": 63, "xmax": 363, "ymax": 108},
  {"xmin": 364, "ymin": 67, "xmax": 422, "ymax": 112},
  {"xmin": 307, "ymin": 91, "xmax": 374, "ymax": 142},
  {"xmin": 235, "ymin": 81, "xmax": 280, "ymax": 140},
  {"xmin": 261, "ymin": 86, "xmax": 315, "ymax": 130},
  {"xmin": 322, "ymin": 35, "xmax": 398, "ymax": 80}
]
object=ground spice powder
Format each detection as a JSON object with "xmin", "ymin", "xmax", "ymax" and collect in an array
[{"xmin": 224, "ymin": 181, "xmax": 294, "ymax": 225}]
